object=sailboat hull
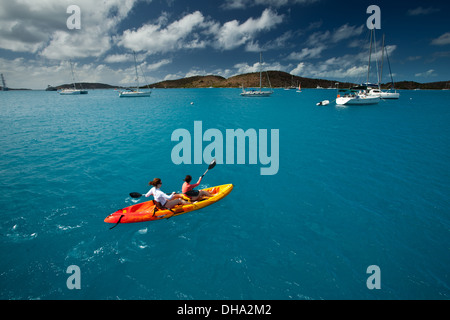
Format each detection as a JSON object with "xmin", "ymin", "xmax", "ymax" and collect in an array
[
  {"xmin": 336, "ymin": 96, "xmax": 380, "ymax": 105},
  {"xmin": 380, "ymin": 92, "xmax": 400, "ymax": 99},
  {"xmin": 59, "ymin": 89, "xmax": 88, "ymax": 95},
  {"xmin": 241, "ymin": 91, "xmax": 273, "ymax": 97},
  {"xmin": 119, "ymin": 91, "xmax": 151, "ymax": 98}
]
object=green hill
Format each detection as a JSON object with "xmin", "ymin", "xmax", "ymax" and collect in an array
[
  {"xmin": 49, "ymin": 74, "xmax": 449, "ymax": 90},
  {"xmin": 55, "ymin": 83, "xmax": 119, "ymax": 90},
  {"xmin": 150, "ymin": 71, "xmax": 355, "ymax": 89}
]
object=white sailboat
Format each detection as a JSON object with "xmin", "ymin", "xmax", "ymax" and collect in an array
[
  {"xmin": 296, "ymin": 82, "xmax": 302, "ymax": 93},
  {"xmin": 241, "ymin": 52, "xmax": 273, "ymax": 97},
  {"xmin": 119, "ymin": 52, "xmax": 151, "ymax": 98},
  {"xmin": 60, "ymin": 88, "xmax": 88, "ymax": 95},
  {"xmin": 336, "ymin": 28, "xmax": 380, "ymax": 106},
  {"xmin": 378, "ymin": 34, "xmax": 400, "ymax": 99},
  {"xmin": 119, "ymin": 88, "xmax": 151, "ymax": 98},
  {"xmin": 59, "ymin": 60, "xmax": 88, "ymax": 95}
]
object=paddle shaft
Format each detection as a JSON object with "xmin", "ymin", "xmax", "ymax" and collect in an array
[
  {"xmin": 202, "ymin": 159, "xmax": 217, "ymax": 178},
  {"xmin": 201, "ymin": 169, "xmax": 209, "ymax": 178}
]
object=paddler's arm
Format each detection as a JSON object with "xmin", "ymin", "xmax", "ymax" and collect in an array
[
  {"xmin": 193, "ymin": 176, "xmax": 202, "ymax": 187},
  {"xmin": 161, "ymin": 192, "xmax": 175, "ymax": 201},
  {"xmin": 144, "ymin": 188, "xmax": 154, "ymax": 198}
]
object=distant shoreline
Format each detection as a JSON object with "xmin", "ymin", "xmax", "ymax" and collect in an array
[
  {"xmin": 2, "ymin": 71, "xmax": 449, "ymax": 91},
  {"xmin": 3, "ymin": 87, "xmax": 450, "ymax": 91}
]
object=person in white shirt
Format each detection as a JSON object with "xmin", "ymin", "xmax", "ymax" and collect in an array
[{"xmin": 145, "ymin": 178, "xmax": 189, "ymax": 209}]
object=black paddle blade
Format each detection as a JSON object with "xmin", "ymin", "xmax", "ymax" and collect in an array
[
  {"xmin": 208, "ymin": 159, "xmax": 217, "ymax": 170},
  {"xmin": 129, "ymin": 192, "xmax": 142, "ymax": 199}
]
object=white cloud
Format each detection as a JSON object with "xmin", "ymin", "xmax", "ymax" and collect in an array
[
  {"xmin": 233, "ymin": 59, "xmax": 285, "ymax": 75},
  {"xmin": 118, "ymin": 11, "xmax": 210, "ymax": 54},
  {"xmin": 290, "ymin": 60, "xmax": 368, "ymax": 80},
  {"xmin": 290, "ymin": 62, "xmax": 305, "ymax": 75},
  {"xmin": 164, "ymin": 73, "xmax": 184, "ymax": 81},
  {"xmin": 415, "ymin": 69, "xmax": 436, "ymax": 78},
  {"xmin": 118, "ymin": 9, "xmax": 285, "ymax": 54},
  {"xmin": 431, "ymin": 32, "xmax": 450, "ymax": 46},
  {"xmin": 145, "ymin": 59, "xmax": 172, "ymax": 72},
  {"xmin": 0, "ymin": 1, "xmax": 67, "ymax": 53},
  {"xmin": 214, "ymin": 9, "xmax": 284, "ymax": 50},
  {"xmin": 245, "ymin": 30, "xmax": 293, "ymax": 52},
  {"xmin": 331, "ymin": 24, "xmax": 364, "ymax": 43},
  {"xmin": 0, "ymin": 0, "xmax": 141, "ymax": 59},
  {"xmin": 104, "ymin": 54, "xmax": 135, "ymax": 63},
  {"xmin": 407, "ymin": 56, "xmax": 422, "ymax": 61},
  {"xmin": 289, "ymin": 43, "xmax": 397, "ymax": 82},
  {"xmin": 0, "ymin": 54, "xmax": 168, "ymax": 90},
  {"xmin": 306, "ymin": 23, "xmax": 364, "ymax": 47},
  {"xmin": 407, "ymin": 6, "xmax": 440, "ymax": 16},
  {"xmin": 41, "ymin": 29, "xmax": 112, "ymax": 59},
  {"xmin": 185, "ymin": 68, "xmax": 209, "ymax": 78},
  {"xmin": 286, "ymin": 46, "xmax": 326, "ymax": 60},
  {"xmin": 287, "ymin": 23, "xmax": 370, "ymax": 80},
  {"xmin": 0, "ymin": 57, "xmax": 128, "ymax": 89},
  {"xmin": 215, "ymin": 68, "xmax": 235, "ymax": 79},
  {"xmin": 306, "ymin": 30, "xmax": 331, "ymax": 47},
  {"xmin": 245, "ymin": 41, "xmax": 263, "ymax": 52}
]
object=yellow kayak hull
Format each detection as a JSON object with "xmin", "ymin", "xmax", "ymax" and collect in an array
[{"xmin": 105, "ymin": 184, "xmax": 233, "ymax": 224}]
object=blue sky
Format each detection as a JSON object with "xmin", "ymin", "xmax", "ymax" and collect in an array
[{"xmin": 0, "ymin": 0, "xmax": 449, "ymax": 89}]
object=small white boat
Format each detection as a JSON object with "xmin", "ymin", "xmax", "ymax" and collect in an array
[
  {"xmin": 296, "ymin": 82, "xmax": 302, "ymax": 93},
  {"xmin": 316, "ymin": 100, "xmax": 330, "ymax": 106}
]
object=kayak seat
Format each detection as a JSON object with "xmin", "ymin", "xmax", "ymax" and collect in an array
[{"xmin": 152, "ymin": 201, "xmax": 174, "ymax": 217}]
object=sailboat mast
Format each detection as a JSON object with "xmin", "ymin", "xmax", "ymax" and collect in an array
[
  {"xmin": 133, "ymin": 51, "xmax": 139, "ymax": 91},
  {"xmin": 367, "ymin": 29, "xmax": 373, "ymax": 85},
  {"xmin": 380, "ymin": 34, "xmax": 385, "ymax": 87},
  {"xmin": 1, "ymin": 74, "xmax": 7, "ymax": 91},
  {"xmin": 373, "ymin": 29, "xmax": 380, "ymax": 87},
  {"xmin": 385, "ymin": 45, "xmax": 395, "ymax": 88},
  {"xmin": 259, "ymin": 52, "xmax": 262, "ymax": 92},
  {"xmin": 69, "ymin": 60, "xmax": 77, "ymax": 90}
]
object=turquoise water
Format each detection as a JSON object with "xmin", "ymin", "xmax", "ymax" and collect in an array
[{"xmin": 0, "ymin": 88, "xmax": 449, "ymax": 300}]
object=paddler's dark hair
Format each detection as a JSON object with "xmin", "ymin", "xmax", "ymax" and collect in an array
[
  {"xmin": 149, "ymin": 178, "xmax": 162, "ymax": 187},
  {"xmin": 184, "ymin": 175, "xmax": 192, "ymax": 183}
]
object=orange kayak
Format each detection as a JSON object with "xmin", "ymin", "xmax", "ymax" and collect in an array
[{"xmin": 105, "ymin": 184, "xmax": 233, "ymax": 225}]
